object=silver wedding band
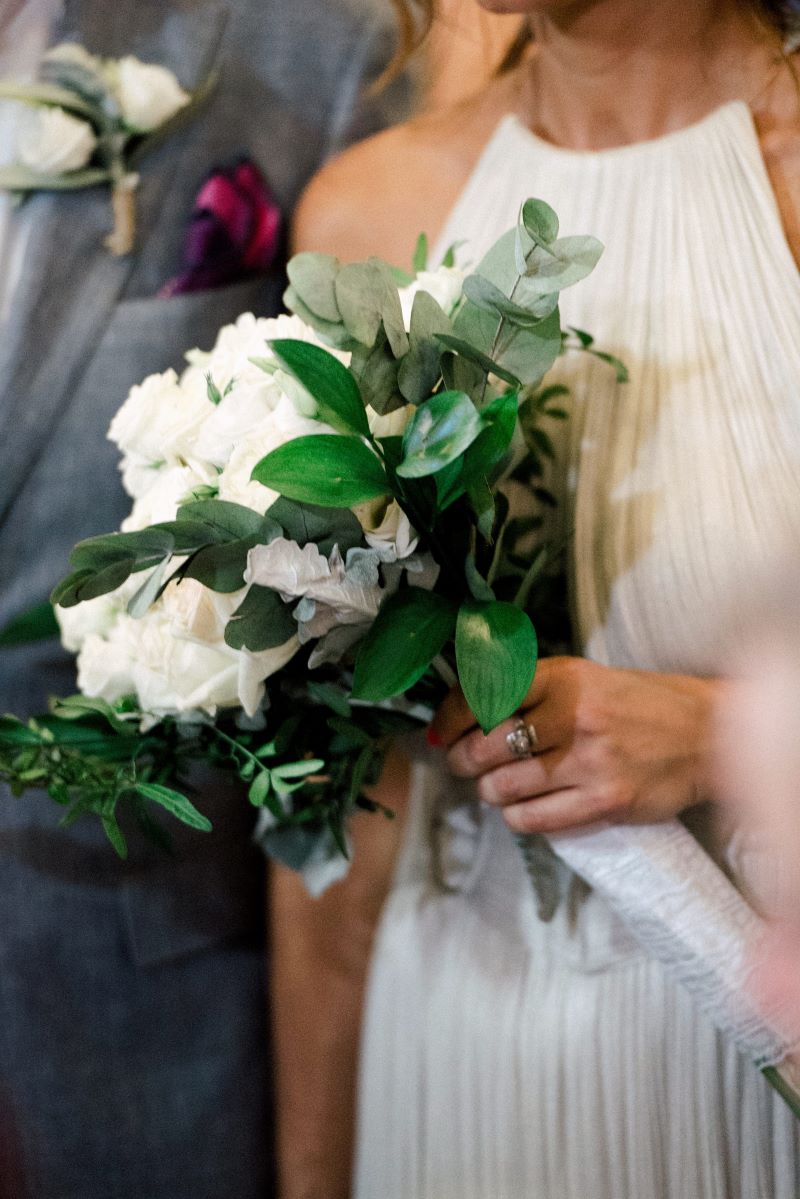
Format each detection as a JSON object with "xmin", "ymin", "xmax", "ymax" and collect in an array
[{"xmin": 506, "ymin": 715, "xmax": 539, "ymax": 760}]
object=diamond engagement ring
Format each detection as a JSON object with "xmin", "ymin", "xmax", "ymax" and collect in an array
[{"xmin": 506, "ymin": 716, "xmax": 539, "ymax": 760}]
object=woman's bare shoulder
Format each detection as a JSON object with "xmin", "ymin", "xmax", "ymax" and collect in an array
[{"xmin": 292, "ymin": 74, "xmax": 521, "ymax": 267}]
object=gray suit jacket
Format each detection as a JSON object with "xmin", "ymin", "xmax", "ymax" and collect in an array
[{"xmin": 0, "ymin": 3, "xmax": 408, "ymax": 1195}]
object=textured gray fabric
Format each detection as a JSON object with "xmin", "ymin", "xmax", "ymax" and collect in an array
[{"xmin": 0, "ymin": 2, "xmax": 409, "ymax": 1195}]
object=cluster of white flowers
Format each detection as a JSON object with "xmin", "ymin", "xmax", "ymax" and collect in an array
[
  {"xmin": 14, "ymin": 44, "xmax": 189, "ymax": 177},
  {"xmin": 58, "ymin": 279, "xmax": 463, "ymax": 723}
]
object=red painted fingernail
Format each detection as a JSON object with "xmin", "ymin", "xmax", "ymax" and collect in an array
[{"xmin": 426, "ymin": 726, "xmax": 443, "ymax": 748}]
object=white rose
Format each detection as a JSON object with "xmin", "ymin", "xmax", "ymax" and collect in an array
[
  {"xmin": 57, "ymin": 593, "xmax": 121, "ymax": 654},
  {"xmin": 191, "ymin": 311, "xmax": 347, "ymax": 398},
  {"xmin": 160, "ymin": 578, "xmax": 243, "ymax": 644},
  {"xmin": 398, "ymin": 266, "xmax": 465, "ymax": 327},
  {"xmin": 131, "ymin": 600, "xmax": 298, "ymax": 718},
  {"xmin": 77, "ymin": 623, "xmax": 138, "ymax": 704},
  {"xmin": 192, "ymin": 375, "xmax": 283, "ymax": 468},
  {"xmin": 217, "ymin": 396, "xmax": 334, "ymax": 513},
  {"xmin": 17, "ymin": 105, "xmax": 97, "ymax": 175},
  {"xmin": 121, "ymin": 463, "xmax": 217, "ymax": 531},
  {"xmin": 108, "ymin": 368, "xmax": 212, "ymax": 464},
  {"xmin": 115, "ymin": 56, "xmax": 189, "ymax": 132}
]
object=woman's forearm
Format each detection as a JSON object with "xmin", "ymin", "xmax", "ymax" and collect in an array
[{"xmin": 270, "ymin": 746, "xmax": 410, "ymax": 1199}]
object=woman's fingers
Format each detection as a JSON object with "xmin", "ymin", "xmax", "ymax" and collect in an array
[
  {"xmin": 473, "ymin": 751, "xmax": 569, "ymax": 805},
  {"xmin": 429, "ymin": 656, "xmax": 566, "ymax": 751},
  {"xmin": 500, "ymin": 788, "xmax": 613, "ymax": 835},
  {"xmin": 446, "ymin": 705, "xmax": 566, "ymax": 779}
]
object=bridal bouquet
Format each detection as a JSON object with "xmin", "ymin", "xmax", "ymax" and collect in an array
[{"xmin": 0, "ymin": 198, "xmax": 610, "ymax": 891}]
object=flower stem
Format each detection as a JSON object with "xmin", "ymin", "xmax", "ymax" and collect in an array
[
  {"xmin": 105, "ymin": 171, "xmax": 138, "ymax": 256},
  {"xmin": 762, "ymin": 1066, "xmax": 800, "ymax": 1121}
]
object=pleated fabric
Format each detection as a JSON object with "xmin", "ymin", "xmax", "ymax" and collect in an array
[{"xmin": 355, "ymin": 102, "xmax": 800, "ymax": 1198}]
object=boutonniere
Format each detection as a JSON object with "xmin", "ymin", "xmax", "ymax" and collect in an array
[{"xmin": 0, "ymin": 43, "xmax": 214, "ymax": 255}]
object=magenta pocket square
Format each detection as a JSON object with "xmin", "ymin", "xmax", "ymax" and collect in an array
[{"xmin": 160, "ymin": 158, "xmax": 282, "ymax": 297}]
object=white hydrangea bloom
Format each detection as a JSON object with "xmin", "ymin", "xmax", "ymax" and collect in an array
[{"xmin": 108, "ymin": 368, "xmax": 212, "ymax": 465}]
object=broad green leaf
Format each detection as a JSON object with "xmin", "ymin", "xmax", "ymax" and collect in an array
[
  {"xmin": 455, "ymin": 601, "xmax": 538, "ymax": 732},
  {"xmin": 286, "ymin": 252, "xmax": 341, "ymax": 323},
  {"xmin": 459, "ymin": 392, "xmax": 518, "ymax": 489},
  {"xmin": 467, "ymin": 478, "xmax": 495, "ymax": 542},
  {"xmin": 352, "ymin": 588, "xmax": 457, "ymax": 701},
  {"xmin": 397, "ymin": 390, "xmax": 483, "ymax": 478},
  {"xmin": 0, "ymin": 601, "xmax": 59, "ymax": 647},
  {"xmin": 224, "ymin": 584, "xmax": 298, "ymax": 651},
  {"xmin": 269, "ymin": 338, "xmax": 369, "ymax": 436},
  {"xmin": 252, "ymin": 435, "xmax": 389, "ymax": 507},
  {"xmin": 266, "ymin": 497, "xmax": 363, "ymax": 555},
  {"xmin": 70, "ymin": 527, "xmax": 174, "ymax": 573},
  {"xmin": 134, "ymin": 783, "xmax": 213, "ymax": 832}
]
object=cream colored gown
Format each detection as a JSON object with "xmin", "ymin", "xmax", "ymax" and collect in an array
[{"xmin": 354, "ymin": 102, "xmax": 800, "ymax": 1198}]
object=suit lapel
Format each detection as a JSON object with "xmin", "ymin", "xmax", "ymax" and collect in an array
[{"xmin": 0, "ymin": 0, "xmax": 227, "ymax": 525}]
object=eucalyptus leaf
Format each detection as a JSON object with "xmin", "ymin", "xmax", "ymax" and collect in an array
[
  {"xmin": 517, "ymin": 235, "xmax": 604, "ymax": 296},
  {"xmin": 398, "ymin": 390, "xmax": 484, "ymax": 478},
  {"xmin": 126, "ymin": 556, "xmax": 173, "ymax": 618},
  {"xmin": 435, "ymin": 335, "xmax": 521, "ymax": 388},
  {"xmin": 520, "ymin": 198, "xmax": 559, "ymax": 246},
  {"xmin": 352, "ymin": 588, "xmax": 457, "ymax": 702},
  {"xmin": 349, "ymin": 334, "xmax": 404, "ymax": 415},
  {"xmin": 182, "ymin": 537, "xmax": 260, "ymax": 593},
  {"xmin": 266, "ymin": 497, "xmax": 363, "ymax": 555},
  {"xmin": 335, "ymin": 260, "xmax": 408, "ymax": 357},
  {"xmin": 455, "ymin": 601, "xmax": 538, "ymax": 732},
  {"xmin": 286, "ymin": 252, "xmax": 342, "ymax": 323},
  {"xmin": 397, "ymin": 291, "xmax": 452, "ymax": 405},
  {"xmin": 176, "ymin": 499, "xmax": 268, "ymax": 542},
  {"xmin": 252, "ymin": 435, "xmax": 389, "ymax": 507},
  {"xmin": 283, "ymin": 285, "xmax": 353, "ymax": 349},
  {"xmin": 224, "ymin": 584, "xmax": 297, "ymax": 651}
]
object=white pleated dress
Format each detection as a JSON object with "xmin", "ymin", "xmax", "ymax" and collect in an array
[{"xmin": 354, "ymin": 103, "xmax": 800, "ymax": 1198}]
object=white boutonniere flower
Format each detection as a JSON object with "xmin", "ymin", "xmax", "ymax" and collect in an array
[{"xmin": 0, "ymin": 42, "xmax": 211, "ymax": 255}]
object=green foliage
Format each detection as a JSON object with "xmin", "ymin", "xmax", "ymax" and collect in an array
[
  {"xmin": 0, "ymin": 601, "xmax": 59, "ymax": 647},
  {"xmin": 252, "ymin": 435, "xmax": 389, "ymax": 507},
  {"xmin": 398, "ymin": 391, "xmax": 484, "ymax": 478},
  {"xmin": 268, "ymin": 338, "xmax": 370, "ymax": 436},
  {"xmin": 455, "ymin": 601, "xmax": 539, "ymax": 733},
  {"xmin": 224, "ymin": 585, "xmax": 297, "ymax": 652},
  {"xmin": 352, "ymin": 588, "xmax": 457, "ymax": 702}
]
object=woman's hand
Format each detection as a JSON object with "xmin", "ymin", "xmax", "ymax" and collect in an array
[{"xmin": 429, "ymin": 656, "xmax": 723, "ymax": 835}]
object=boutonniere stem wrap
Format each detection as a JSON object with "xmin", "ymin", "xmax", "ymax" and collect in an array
[{"xmin": 0, "ymin": 43, "xmax": 215, "ymax": 255}]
